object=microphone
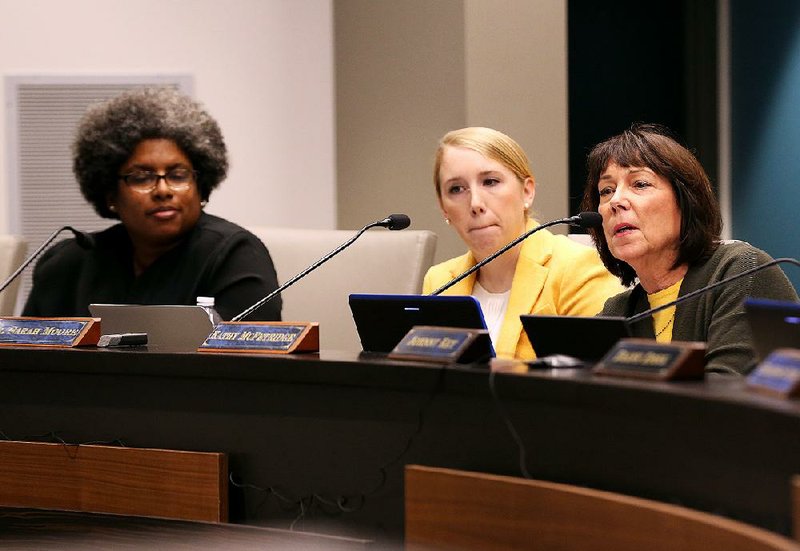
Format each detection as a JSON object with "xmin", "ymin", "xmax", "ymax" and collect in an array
[
  {"xmin": 377, "ymin": 213, "xmax": 411, "ymax": 230},
  {"xmin": 624, "ymin": 257, "xmax": 800, "ymax": 327},
  {"xmin": 0, "ymin": 226, "xmax": 95, "ymax": 296},
  {"xmin": 430, "ymin": 212, "xmax": 602, "ymax": 296},
  {"xmin": 232, "ymin": 213, "xmax": 412, "ymax": 322}
]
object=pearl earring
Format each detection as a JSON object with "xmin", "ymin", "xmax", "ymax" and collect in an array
[
  {"xmin": 444, "ymin": 218, "xmax": 450, "ymax": 225},
  {"xmin": 109, "ymin": 205, "xmax": 117, "ymax": 212}
]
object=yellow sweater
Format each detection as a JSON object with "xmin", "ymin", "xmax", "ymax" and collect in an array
[{"xmin": 423, "ymin": 219, "xmax": 623, "ymax": 360}]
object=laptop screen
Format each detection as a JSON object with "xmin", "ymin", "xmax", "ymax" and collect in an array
[
  {"xmin": 88, "ymin": 304, "xmax": 214, "ymax": 351},
  {"xmin": 348, "ymin": 293, "xmax": 492, "ymax": 354},
  {"xmin": 744, "ymin": 298, "xmax": 800, "ymax": 361},
  {"xmin": 520, "ymin": 314, "xmax": 630, "ymax": 361}
]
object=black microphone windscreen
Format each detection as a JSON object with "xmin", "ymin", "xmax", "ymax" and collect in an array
[
  {"xmin": 576, "ymin": 211, "xmax": 603, "ymax": 228},
  {"xmin": 68, "ymin": 227, "xmax": 96, "ymax": 249},
  {"xmin": 385, "ymin": 214, "xmax": 411, "ymax": 230}
]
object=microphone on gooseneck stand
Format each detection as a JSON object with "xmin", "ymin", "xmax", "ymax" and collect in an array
[
  {"xmin": 430, "ymin": 212, "xmax": 603, "ymax": 296},
  {"xmin": 624, "ymin": 257, "xmax": 800, "ymax": 328},
  {"xmin": 0, "ymin": 226, "xmax": 95, "ymax": 296},
  {"xmin": 231, "ymin": 214, "xmax": 412, "ymax": 322}
]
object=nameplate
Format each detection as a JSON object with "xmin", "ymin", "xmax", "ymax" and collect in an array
[
  {"xmin": 197, "ymin": 322, "xmax": 319, "ymax": 354},
  {"xmin": 746, "ymin": 348, "xmax": 800, "ymax": 398},
  {"xmin": 593, "ymin": 338, "xmax": 706, "ymax": 380},
  {"xmin": 388, "ymin": 326, "xmax": 493, "ymax": 365},
  {"xmin": 0, "ymin": 317, "xmax": 100, "ymax": 347}
]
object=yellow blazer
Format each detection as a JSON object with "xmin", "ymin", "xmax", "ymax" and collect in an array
[{"xmin": 423, "ymin": 219, "xmax": 623, "ymax": 360}]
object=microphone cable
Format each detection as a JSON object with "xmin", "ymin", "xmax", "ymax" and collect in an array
[
  {"xmin": 625, "ymin": 257, "xmax": 800, "ymax": 326},
  {"xmin": 488, "ymin": 369, "xmax": 532, "ymax": 479},
  {"xmin": 227, "ymin": 362, "xmax": 448, "ymax": 528},
  {"xmin": 430, "ymin": 212, "xmax": 602, "ymax": 296},
  {"xmin": 0, "ymin": 226, "xmax": 94, "ymax": 296}
]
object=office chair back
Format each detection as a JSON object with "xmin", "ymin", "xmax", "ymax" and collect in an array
[
  {"xmin": 0, "ymin": 235, "xmax": 27, "ymax": 315},
  {"xmin": 249, "ymin": 226, "xmax": 436, "ymax": 351}
]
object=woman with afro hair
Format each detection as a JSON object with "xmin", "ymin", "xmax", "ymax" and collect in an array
[{"xmin": 23, "ymin": 87, "xmax": 281, "ymax": 321}]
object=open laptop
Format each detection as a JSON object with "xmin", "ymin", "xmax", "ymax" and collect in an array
[
  {"xmin": 349, "ymin": 294, "xmax": 493, "ymax": 355},
  {"xmin": 89, "ymin": 304, "xmax": 215, "ymax": 351},
  {"xmin": 520, "ymin": 314, "xmax": 630, "ymax": 362},
  {"xmin": 744, "ymin": 298, "xmax": 800, "ymax": 361}
]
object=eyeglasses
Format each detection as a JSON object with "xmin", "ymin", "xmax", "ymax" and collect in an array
[{"xmin": 119, "ymin": 168, "xmax": 198, "ymax": 193}]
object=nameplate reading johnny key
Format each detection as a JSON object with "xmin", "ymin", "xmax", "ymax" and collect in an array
[{"xmin": 389, "ymin": 326, "xmax": 493, "ymax": 365}]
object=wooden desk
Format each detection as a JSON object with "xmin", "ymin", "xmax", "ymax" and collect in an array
[
  {"xmin": 1, "ymin": 345, "xmax": 799, "ymax": 543},
  {"xmin": 0, "ymin": 507, "xmax": 371, "ymax": 549}
]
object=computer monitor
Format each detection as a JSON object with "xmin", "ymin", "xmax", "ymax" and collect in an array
[
  {"xmin": 89, "ymin": 304, "xmax": 214, "ymax": 351},
  {"xmin": 744, "ymin": 298, "xmax": 800, "ymax": 361},
  {"xmin": 520, "ymin": 314, "xmax": 630, "ymax": 362},
  {"xmin": 349, "ymin": 293, "xmax": 492, "ymax": 355}
]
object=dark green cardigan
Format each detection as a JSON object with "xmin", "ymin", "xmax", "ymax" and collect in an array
[{"xmin": 601, "ymin": 241, "xmax": 799, "ymax": 374}]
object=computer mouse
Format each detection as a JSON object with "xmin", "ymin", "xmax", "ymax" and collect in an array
[{"xmin": 527, "ymin": 354, "xmax": 585, "ymax": 369}]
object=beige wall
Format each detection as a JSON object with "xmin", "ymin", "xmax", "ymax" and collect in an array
[
  {"xmin": 335, "ymin": 0, "xmax": 569, "ymax": 262},
  {"xmin": 465, "ymin": 0, "xmax": 568, "ymax": 229},
  {"xmin": 0, "ymin": 0, "xmax": 335, "ymax": 233},
  {"xmin": 1, "ymin": 0, "xmax": 568, "ymax": 262},
  {"xmin": 335, "ymin": 0, "xmax": 466, "ymax": 260}
]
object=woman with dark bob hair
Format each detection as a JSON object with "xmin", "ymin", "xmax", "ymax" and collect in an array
[
  {"xmin": 23, "ymin": 87, "xmax": 281, "ymax": 321},
  {"xmin": 581, "ymin": 123, "xmax": 797, "ymax": 373}
]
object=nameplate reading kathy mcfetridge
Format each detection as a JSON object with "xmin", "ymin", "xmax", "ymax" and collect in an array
[
  {"xmin": 0, "ymin": 317, "xmax": 100, "ymax": 347},
  {"xmin": 197, "ymin": 322, "xmax": 319, "ymax": 354},
  {"xmin": 747, "ymin": 348, "xmax": 800, "ymax": 398},
  {"xmin": 593, "ymin": 338, "xmax": 706, "ymax": 381},
  {"xmin": 388, "ymin": 326, "xmax": 493, "ymax": 365}
]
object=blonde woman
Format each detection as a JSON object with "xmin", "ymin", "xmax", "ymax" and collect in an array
[{"xmin": 423, "ymin": 127, "xmax": 622, "ymax": 359}]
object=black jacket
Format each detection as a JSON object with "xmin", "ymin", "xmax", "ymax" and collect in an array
[{"xmin": 23, "ymin": 212, "xmax": 281, "ymax": 321}]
